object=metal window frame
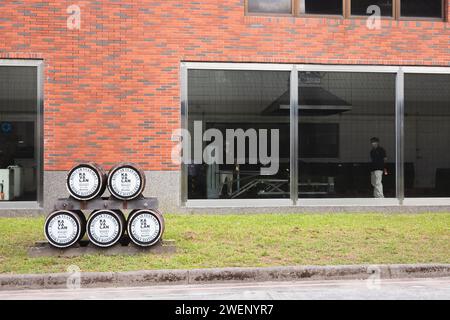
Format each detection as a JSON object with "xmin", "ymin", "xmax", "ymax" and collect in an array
[
  {"xmin": 0, "ymin": 59, "xmax": 44, "ymax": 210},
  {"xmin": 180, "ymin": 63, "xmax": 188, "ymax": 206},
  {"xmin": 180, "ymin": 62, "xmax": 294, "ymax": 208},
  {"xmin": 245, "ymin": 0, "xmax": 447, "ymax": 21},
  {"xmin": 401, "ymin": 66, "xmax": 450, "ymax": 205},
  {"xmin": 245, "ymin": 0, "xmax": 295, "ymax": 17},
  {"xmin": 290, "ymin": 66, "xmax": 299, "ymax": 205},
  {"xmin": 181, "ymin": 62, "xmax": 450, "ymax": 208},
  {"xmin": 397, "ymin": 0, "xmax": 446, "ymax": 21},
  {"xmin": 396, "ymin": 68, "xmax": 405, "ymax": 204},
  {"xmin": 296, "ymin": 64, "xmax": 401, "ymax": 207}
]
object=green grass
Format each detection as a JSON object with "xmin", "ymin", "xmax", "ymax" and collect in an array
[{"xmin": 0, "ymin": 213, "xmax": 449, "ymax": 274}]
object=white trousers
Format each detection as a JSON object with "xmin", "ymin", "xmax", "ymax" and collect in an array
[{"xmin": 371, "ymin": 170, "xmax": 384, "ymax": 198}]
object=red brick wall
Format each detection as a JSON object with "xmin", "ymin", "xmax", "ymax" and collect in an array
[{"xmin": 0, "ymin": 1, "xmax": 449, "ymax": 171}]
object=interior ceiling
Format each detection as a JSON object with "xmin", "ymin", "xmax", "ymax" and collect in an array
[{"xmin": 188, "ymin": 70, "xmax": 450, "ymax": 116}]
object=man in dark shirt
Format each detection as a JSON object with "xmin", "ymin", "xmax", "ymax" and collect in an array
[{"xmin": 370, "ymin": 137, "xmax": 387, "ymax": 198}]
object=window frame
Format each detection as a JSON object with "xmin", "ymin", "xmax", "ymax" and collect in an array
[
  {"xmin": 347, "ymin": 0, "xmax": 396, "ymax": 20},
  {"xmin": 245, "ymin": 0, "xmax": 296, "ymax": 17},
  {"xmin": 397, "ymin": 0, "xmax": 446, "ymax": 21},
  {"xmin": 297, "ymin": 0, "xmax": 345, "ymax": 18},
  {"xmin": 0, "ymin": 59, "xmax": 44, "ymax": 211},
  {"xmin": 244, "ymin": 0, "xmax": 447, "ymax": 21},
  {"xmin": 181, "ymin": 62, "xmax": 450, "ymax": 208}
]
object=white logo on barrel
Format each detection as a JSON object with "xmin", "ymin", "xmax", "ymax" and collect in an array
[
  {"xmin": 89, "ymin": 213, "xmax": 120, "ymax": 244},
  {"xmin": 130, "ymin": 213, "xmax": 160, "ymax": 244},
  {"xmin": 110, "ymin": 167, "xmax": 141, "ymax": 198},
  {"xmin": 47, "ymin": 214, "xmax": 78, "ymax": 245},
  {"xmin": 69, "ymin": 167, "xmax": 99, "ymax": 197}
]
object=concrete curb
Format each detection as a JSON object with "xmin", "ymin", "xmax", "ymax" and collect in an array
[{"xmin": 0, "ymin": 264, "xmax": 449, "ymax": 291}]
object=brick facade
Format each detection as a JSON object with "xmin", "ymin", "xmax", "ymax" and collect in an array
[{"xmin": 1, "ymin": 1, "xmax": 449, "ymax": 172}]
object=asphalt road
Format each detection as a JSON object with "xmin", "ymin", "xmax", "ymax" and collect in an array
[{"xmin": 0, "ymin": 278, "xmax": 449, "ymax": 300}]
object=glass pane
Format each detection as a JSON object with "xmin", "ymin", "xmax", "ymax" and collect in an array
[
  {"xmin": 405, "ymin": 74, "xmax": 450, "ymax": 198},
  {"xmin": 0, "ymin": 66, "xmax": 38, "ymax": 202},
  {"xmin": 401, "ymin": 0, "xmax": 442, "ymax": 18},
  {"xmin": 305, "ymin": 0, "xmax": 343, "ymax": 15},
  {"xmin": 351, "ymin": 0, "xmax": 393, "ymax": 16},
  {"xmin": 186, "ymin": 70, "xmax": 291, "ymax": 200},
  {"xmin": 297, "ymin": 72, "xmax": 396, "ymax": 199},
  {"xmin": 248, "ymin": 0, "xmax": 292, "ymax": 14}
]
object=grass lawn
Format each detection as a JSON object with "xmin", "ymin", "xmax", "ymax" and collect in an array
[{"xmin": 0, "ymin": 213, "xmax": 449, "ymax": 274}]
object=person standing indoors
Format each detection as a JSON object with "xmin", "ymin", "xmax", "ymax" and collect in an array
[{"xmin": 370, "ymin": 137, "xmax": 387, "ymax": 198}]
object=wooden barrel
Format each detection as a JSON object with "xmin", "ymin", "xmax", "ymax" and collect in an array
[
  {"xmin": 127, "ymin": 209, "xmax": 165, "ymax": 247},
  {"xmin": 44, "ymin": 210, "xmax": 86, "ymax": 248},
  {"xmin": 86, "ymin": 210, "xmax": 126, "ymax": 248},
  {"xmin": 67, "ymin": 163, "xmax": 107, "ymax": 201},
  {"xmin": 107, "ymin": 163, "xmax": 146, "ymax": 201}
]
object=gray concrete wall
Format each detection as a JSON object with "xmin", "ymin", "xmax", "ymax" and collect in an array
[
  {"xmin": 42, "ymin": 171, "xmax": 181, "ymax": 214},
  {"xmin": 0, "ymin": 171, "xmax": 180, "ymax": 217}
]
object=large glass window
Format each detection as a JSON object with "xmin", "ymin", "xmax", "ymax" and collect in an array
[
  {"xmin": 183, "ymin": 65, "xmax": 450, "ymax": 204},
  {"xmin": 247, "ymin": 0, "xmax": 293, "ymax": 14},
  {"xmin": 405, "ymin": 74, "xmax": 450, "ymax": 198},
  {"xmin": 186, "ymin": 70, "xmax": 290, "ymax": 200},
  {"xmin": 0, "ymin": 65, "xmax": 40, "ymax": 203},
  {"xmin": 400, "ymin": 0, "xmax": 443, "ymax": 19},
  {"xmin": 297, "ymin": 72, "xmax": 396, "ymax": 198}
]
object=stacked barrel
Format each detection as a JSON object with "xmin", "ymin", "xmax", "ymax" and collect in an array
[{"xmin": 44, "ymin": 163, "xmax": 165, "ymax": 249}]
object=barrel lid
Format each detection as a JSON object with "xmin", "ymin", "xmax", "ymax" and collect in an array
[
  {"xmin": 127, "ymin": 209, "xmax": 163, "ymax": 247},
  {"xmin": 67, "ymin": 163, "xmax": 105, "ymax": 200},
  {"xmin": 107, "ymin": 164, "xmax": 145, "ymax": 200},
  {"xmin": 45, "ymin": 210, "xmax": 82, "ymax": 248},
  {"xmin": 87, "ymin": 210, "xmax": 125, "ymax": 247}
]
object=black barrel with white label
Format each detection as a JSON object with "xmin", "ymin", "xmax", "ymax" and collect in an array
[
  {"xmin": 44, "ymin": 210, "xmax": 86, "ymax": 248},
  {"xmin": 107, "ymin": 163, "xmax": 146, "ymax": 201},
  {"xmin": 127, "ymin": 209, "xmax": 165, "ymax": 247},
  {"xmin": 67, "ymin": 163, "xmax": 107, "ymax": 201},
  {"xmin": 86, "ymin": 210, "xmax": 126, "ymax": 248}
]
